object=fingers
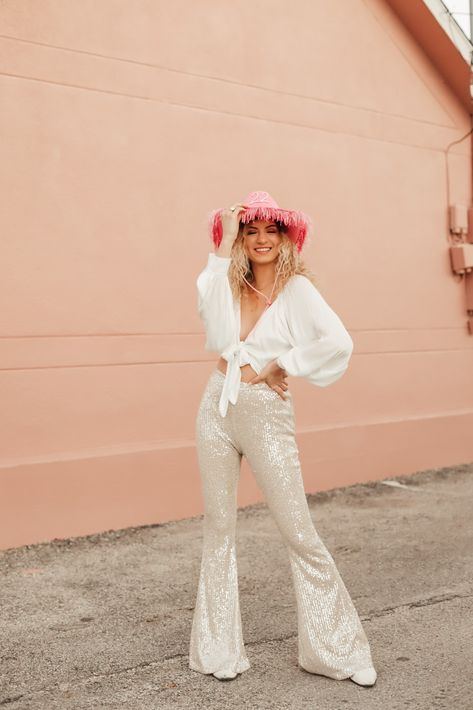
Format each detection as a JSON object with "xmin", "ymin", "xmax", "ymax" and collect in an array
[
  {"xmin": 272, "ymin": 383, "xmax": 288, "ymax": 400},
  {"xmin": 248, "ymin": 375, "xmax": 289, "ymax": 398},
  {"xmin": 228, "ymin": 203, "xmax": 249, "ymax": 212}
]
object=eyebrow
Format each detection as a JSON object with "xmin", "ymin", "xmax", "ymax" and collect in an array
[{"xmin": 246, "ymin": 223, "xmax": 278, "ymax": 228}]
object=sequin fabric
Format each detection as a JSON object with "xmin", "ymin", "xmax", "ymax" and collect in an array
[{"xmin": 189, "ymin": 369, "xmax": 374, "ymax": 679}]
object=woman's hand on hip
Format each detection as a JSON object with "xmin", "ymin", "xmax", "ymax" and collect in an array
[{"xmin": 248, "ymin": 360, "xmax": 289, "ymax": 400}]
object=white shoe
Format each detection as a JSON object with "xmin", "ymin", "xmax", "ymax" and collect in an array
[
  {"xmin": 213, "ymin": 669, "xmax": 238, "ymax": 680},
  {"xmin": 349, "ymin": 666, "xmax": 377, "ymax": 686}
]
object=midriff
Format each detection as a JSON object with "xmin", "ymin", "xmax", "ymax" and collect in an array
[{"xmin": 217, "ymin": 356, "xmax": 258, "ymax": 383}]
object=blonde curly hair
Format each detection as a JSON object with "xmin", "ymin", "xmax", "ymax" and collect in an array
[{"xmin": 227, "ymin": 220, "xmax": 318, "ymax": 301}]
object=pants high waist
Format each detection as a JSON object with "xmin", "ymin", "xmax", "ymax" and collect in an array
[{"xmin": 189, "ymin": 369, "xmax": 373, "ymax": 679}]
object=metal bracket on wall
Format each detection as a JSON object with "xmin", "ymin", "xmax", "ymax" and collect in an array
[{"xmin": 448, "ymin": 205, "xmax": 473, "ymax": 334}]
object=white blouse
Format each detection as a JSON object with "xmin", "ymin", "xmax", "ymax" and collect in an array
[{"xmin": 197, "ymin": 252, "xmax": 354, "ymax": 417}]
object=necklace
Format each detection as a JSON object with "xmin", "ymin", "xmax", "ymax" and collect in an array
[{"xmin": 242, "ymin": 261, "xmax": 283, "ymax": 308}]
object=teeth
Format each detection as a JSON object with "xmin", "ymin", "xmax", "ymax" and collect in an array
[{"xmin": 255, "ymin": 247, "xmax": 271, "ymax": 252}]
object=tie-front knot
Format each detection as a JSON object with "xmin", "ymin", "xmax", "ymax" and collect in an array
[
  {"xmin": 221, "ymin": 342, "xmax": 241, "ymax": 361},
  {"xmin": 218, "ymin": 342, "xmax": 251, "ymax": 417}
]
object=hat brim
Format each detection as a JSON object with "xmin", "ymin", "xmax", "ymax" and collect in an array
[{"xmin": 208, "ymin": 206, "xmax": 312, "ymax": 252}]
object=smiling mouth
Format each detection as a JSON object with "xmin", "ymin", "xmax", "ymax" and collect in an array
[{"xmin": 254, "ymin": 247, "xmax": 272, "ymax": 253}]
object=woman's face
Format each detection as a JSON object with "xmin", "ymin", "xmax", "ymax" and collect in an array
[{"xmin": 242, "ymin": 220, "xmax": 282, "ymax": 264}]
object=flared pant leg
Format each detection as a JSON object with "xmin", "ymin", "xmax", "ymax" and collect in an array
[
  {"xmin": 189, "ymin": 371, "xmax": 251, "ymax": 675},
  {"xmin": 232, "ymin": 380, "xmax": 374, "ymax": 680},
  {"xmin": 189, "ymin": 369, "xmax": 374, "ymax": 680}
]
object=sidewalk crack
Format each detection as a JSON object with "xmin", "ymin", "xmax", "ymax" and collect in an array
[{"xmin": 361, "ymin": 590, "xmax": 473, "ymax": 620}]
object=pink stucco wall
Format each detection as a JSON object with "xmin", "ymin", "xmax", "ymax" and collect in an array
[{"xmin": 1, "ymin": 0, "xmax": 472, "ymax": 550}]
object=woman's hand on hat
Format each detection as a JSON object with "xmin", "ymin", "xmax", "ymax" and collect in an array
[
  {"xmin": 248, "ymin": 360, "xmax": 289, "ymax": 400},
  {"xmin": 216, "ymin": 204, "xmax": 249, "ymax": 257}
]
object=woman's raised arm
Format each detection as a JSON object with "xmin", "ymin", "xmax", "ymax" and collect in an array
[{"xmin": 196, "ymin": 253, "xmax": 236, "ymax": 353}]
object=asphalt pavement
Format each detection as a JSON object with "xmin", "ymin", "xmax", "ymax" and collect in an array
[{"xmin": 1, "ymin": 462, "xmax": 472, "ymax": 709}]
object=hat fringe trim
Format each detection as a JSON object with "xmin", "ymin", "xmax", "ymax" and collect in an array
[
  {"xmin": 207, "ymin": 206, "xmax": 313, "ymax": 252},
  {"xmin": 239, "ymin": 206, "xmax": 303, "ymax": 227}
]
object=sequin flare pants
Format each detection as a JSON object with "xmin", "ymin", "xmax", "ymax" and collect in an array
[{"xmin": 189, "ymin": 369, "xmax": 374, "ymax": 679}]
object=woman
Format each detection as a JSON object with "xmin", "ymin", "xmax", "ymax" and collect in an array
[{"xmin": 189, "ymin": 191, "xmax": 377, "ymax": 687}]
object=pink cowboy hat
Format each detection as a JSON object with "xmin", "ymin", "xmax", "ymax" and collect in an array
[{"xmin": 208, "ymin": 190, "xmax": 312, "ymax": 252}]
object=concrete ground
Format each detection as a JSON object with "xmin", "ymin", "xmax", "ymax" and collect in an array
[{"xmin": 0, "ymin": 462, "xmax": 472, "ymax": 710}]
